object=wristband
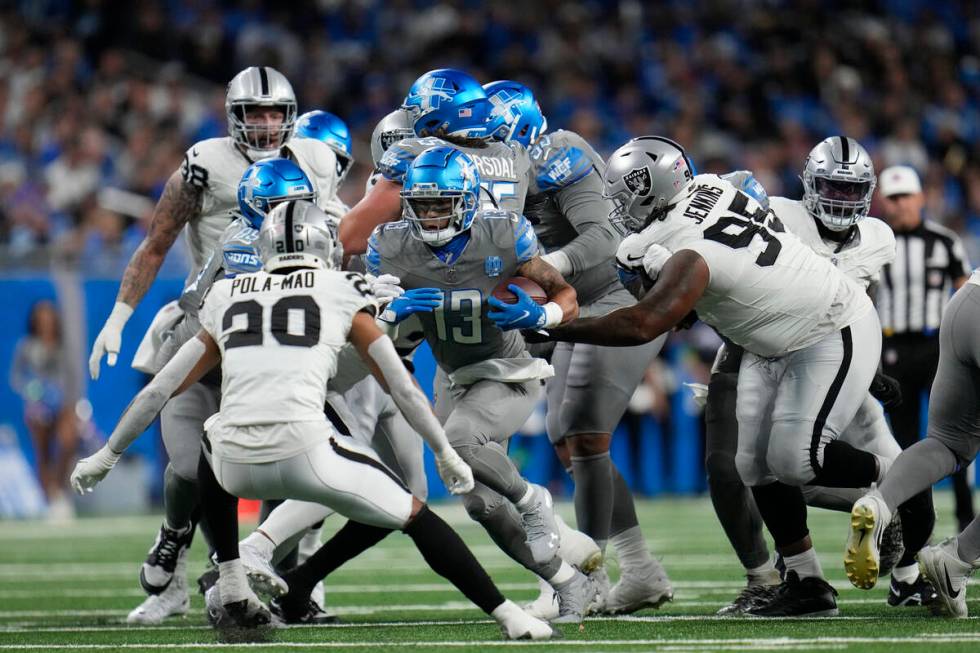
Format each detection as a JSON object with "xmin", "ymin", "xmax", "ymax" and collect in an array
[{"xmin": 542, "ymin": 302, "xmax": 564, "ymax": 329}]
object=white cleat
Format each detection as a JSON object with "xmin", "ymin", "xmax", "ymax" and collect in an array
[
  {"xmin": 845, "ymin": 489, "xmax": 891, "ymax": 590},
  {"xmin": 205, "ymin": 582, "xmax": 273, "ymax": 629},
  {"xmin": 918, "ymin": 537, "xmax": 975, "ymax": 618},
  {"xmin": 492, "ymin": 599, "xmax": 561, "ymax": 640},
  {"xmin": 239, "ymin": 540, "xmax": 289, "ymax": 599},
  {"xmin": 127, "ymin": 550, "xmax": 190, "ymax": 625},
  {"xmin": 605, "ymin": 560, "xmax": 673, "ymax": 614},
  {"xmin": 553, "ymin": 569, "xmax": 595, "ymax": 624},
  {"xmin": 524, "ymin": 576, "xmax": 559, "ymax": 621},
  {"xmin": 520, "ymin": 484, "xmax": 560, "ymax": 565},
  {"xmin": 555, "ymin": 514, "xmax": 603, "ymax": 573},
  {"xmin": 588, "ymin": 566, "xmax": 611, "ymax": 614}
]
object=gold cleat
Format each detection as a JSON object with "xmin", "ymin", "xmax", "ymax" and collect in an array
[{"xmin": 845, "ymin": 499, "xmax": 885, "ymax": 590}]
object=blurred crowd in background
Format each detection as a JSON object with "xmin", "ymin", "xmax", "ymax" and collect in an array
[{"xmin": 1, "ymin": 0, "xmax": 979, "ymax": 513}]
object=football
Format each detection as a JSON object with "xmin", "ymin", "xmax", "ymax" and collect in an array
[{"xmin": 491, "ymin": 276, "xmax": 548, "ymax": 305}]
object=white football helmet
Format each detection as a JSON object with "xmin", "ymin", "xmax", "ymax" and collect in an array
[
  {"xmin": 226, "ymin": 66, "xmax": 297, "ymax": 161},
  {"xmin": 257, "ymin": 200, "xmax": 337, "ymax": 272},
  {"xmin": 802, "ymin": 136, "xmax": 875, "ymax": 231}
]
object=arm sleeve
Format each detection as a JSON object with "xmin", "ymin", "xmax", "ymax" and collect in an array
[{"xmin": 551, "ymin": 171, "xmax": 621, "ymax": 274}]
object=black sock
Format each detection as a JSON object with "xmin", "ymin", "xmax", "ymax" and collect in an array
[
  {"xmin": 897, "ymin": 489, "xmax": 936, "ymax": 568},
  {"xmin": 281, "ymin": 520, "xmax": 393, "ymax": 608},
  {"xmin": 811, "ymin": 440, "xmax": 878, "ymax": 488},
  {"xmin": 750, "ymin": 482, "xmax": 809, "ymax": 549},
  {"xmin": 404, "ymin": 506, "xmax": 505, "ymax": 614},
  {"xmin": 196, "ymin": 451, "xmax": 239, "ymax": 563}
]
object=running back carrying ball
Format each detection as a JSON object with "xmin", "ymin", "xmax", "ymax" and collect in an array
[{"xmin": 492, "ymin": 277, "xmax": 548, "ymax": 305}]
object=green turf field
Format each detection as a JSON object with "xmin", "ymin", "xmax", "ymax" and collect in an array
[{"xmin": 0, "ymin": 493, "xmax": 977, "ymax": 652}]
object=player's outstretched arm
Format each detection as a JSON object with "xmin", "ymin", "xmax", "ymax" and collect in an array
[
  {"xmin": 72, "ymin": 331, "xmax": 219, "ymax": 494},
  {"xmin": 338, "ymin": 178, "xmax": 402, "ymax": 257},
  {"xmin": 549, "ymin": 249, "xmax": 709, "ymax": 346},
  {"xmin": 89, "ymin": 171, "xmax": 203, "ymax": 379},
  {"xmin": 516, "ymin": 255, "xmax": 579, "ymax": 324},
  {"xmin": 348, "ymin": 311, "xmax": 473, "ymax": 495}
]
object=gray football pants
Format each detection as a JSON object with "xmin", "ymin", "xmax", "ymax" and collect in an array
[{"xmin": 161, "ymin": 382, "xmax": 220, "ymax": 481}]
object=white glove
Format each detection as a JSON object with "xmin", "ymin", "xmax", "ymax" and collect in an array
[
  {"xmin": 539, "ymin": 250, "xmax": 572, "ymax": 277},
  {"xmin": 89, "ymin": 302, "xmax": 134, "ymax": 380},
  {"xmin": 70, "ymin": 445, "xmax": 122, "ymax": 495},
  {"xmin": 369, "ymin": 274, "xmax": 406, "ymax": 302},
  {"xmin": 615, "ymin": 230, "xmax": 660, "ymax": 273},
  {"xmin": 434, "ymin": 448, "xmax": 475, "ymax": 495},
  {"xmin": 642, "ymin": 243, "xmax": 673, "ymax": 282}
]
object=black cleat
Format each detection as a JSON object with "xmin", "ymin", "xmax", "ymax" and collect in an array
[
  {"xmin": 197, "ymin": 566, "xmax": 220, "ymax": 595},
  {"xmin": 140, "ymin": 523, "xmax": 194, "ymax": 595},
  {"xmin": 717, "ymin": 583, "xmax": 781, "ymax": 615},
  {"xmin": 747, "ymin": 571, "xmax": 839, "ymax": 617},
  {"xmin": 887, "ymin": 574, "xmax": 938, "ymax": 607},
  {"xmin": 270, "ymin": 597, "xmax": 341, "ymax": 625}
]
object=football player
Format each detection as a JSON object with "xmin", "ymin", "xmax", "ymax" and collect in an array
[
  {"xmin": 339, "ymin": 68, "xmax": 532, "ymax": 256},
  {"xmin": 294, "ymin": 109, "xmax": 354, "ymax": 221},
  {"xmin": 71, "ymin": 200, "xmax": 557, "ymax": 640},
  {"xmin": 366, "ymin": 145, "xmax": 599, "ymax": 623},
  {"xmin": 541, "ymin": 136, "xmax": 887, "ymax": 617},
  {"xmin": 483, "ymin": 80, "xmax": 671, "ymax": 616}
]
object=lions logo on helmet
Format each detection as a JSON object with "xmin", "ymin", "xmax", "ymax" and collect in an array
[{"xmin": 401, "ymin": 69, "xmax": 491, "ymax": 139}]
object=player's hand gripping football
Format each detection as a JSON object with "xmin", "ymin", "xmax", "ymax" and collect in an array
[
  {"xmin": 380, "ymin": 288, "xmax": 443, "ymax": 324},
  {"xmin": 434, "ymin": 448, "xmax": 475, "ymax": 495},
  {"xmin": 70, "ymin": 445, "xmax": 122, "ymax": 495},
  {"xmin": 487, "ymin": 285, "xmax": 546, "ymax": 330}
]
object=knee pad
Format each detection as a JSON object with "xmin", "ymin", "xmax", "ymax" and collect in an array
[{"xmin": 461, "ymin": 487, "xmax": 506, "ymax": 522}]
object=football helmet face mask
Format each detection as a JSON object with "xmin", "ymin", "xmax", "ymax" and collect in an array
[
  {"xmin": 370, "ymin": 108, "xmax": 415, "ymax": 167},
  {"xmin": 401, "ymin": 69, "xmax": 491, "ymax": 140},
  {"xmin": 802, "ymin": 136, "xmax": 876, "ymax": 231},
  {"xmin": 226, "ymin": 66, "xmax": 297, "ymax": 160},
  {"xmin": 483, "ymin": 80, "xmax": 548, "ymax": 147},
  {"xmin": 603, "ymin": 136, "xmax": 697, "ymax": 234},
  {"xmin": 257, "ymin": 199, "xmax": 337, "ymax": 272},
  {"xmin": 295, "ymin": 110, "xmax": 354, "ymax": 185},
  {"xmin": 237, "ymin": 158, "xmax": 317, "ymax": 230},
  {"xmin": 401, "ymin": 146, "xmax": 481, "ymax": 246}
]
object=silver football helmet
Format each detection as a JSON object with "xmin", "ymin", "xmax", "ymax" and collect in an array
[
  {"xmin": 226, "ymin": 66, "xmax": 297, "ymax": 160},
  {"xmin": 802, "ymin": 136, "xmax": 876, "ymax": 231},
  {"xmin": 370, "ymin": 108, "xmax": 415, "ymax": 167},
  {"xmin": 257, "ymin": 200, "xmax": 337, "ymax": 272},
  {"xmin": 603, "ymin": 136, "xmax": 696, "ymax": 234}
]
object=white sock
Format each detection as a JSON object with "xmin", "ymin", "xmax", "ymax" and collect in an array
[
  {"xmin": 516, "ymin": 483, "xmax": 536, "ymax": 511},
  {"xmin": 782, "ymin": 548, "xmax": 823, "ymax": 580},
  {"xmin": 891, "ymin": 563, "xmax": 919, "ymax": 584},
  {"xmin": 490, "ymin": 598, "xmax": 522, "ymax": 622},
  {"xmin": 746, "ymin": 558, "xmax": 780, "ymax": 586},
  {"xmin": 218, "ymin": 559, "xmax": 249, "ymax": 603},
  {"xmin": 258, "ymin": 500, "xmax": 333, "ymax": 546},
  {"xmin": 610, "ymin": 526, "xmax": 654, "ymax": 574},
  {"xmin": 547, "ymin": 560, "xmax": 577, "ymax": 586}
]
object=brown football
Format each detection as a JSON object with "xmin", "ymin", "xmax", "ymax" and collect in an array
[{"xmin": 491, "ymin": 276, "xmax": 548, "ymax": 305}]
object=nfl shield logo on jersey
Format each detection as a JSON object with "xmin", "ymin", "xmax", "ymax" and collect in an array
[
  {"xmin": 624, "ymin": 166, "xmax": 652, "ymax": 195},
  {"xmin": 485, "ymin": 256, "xmax": 502, "ymax": 277}
]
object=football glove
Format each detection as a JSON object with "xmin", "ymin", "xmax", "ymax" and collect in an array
[
  {"xmin": 434, "ymin": 448, "xmax": 474, "ymax": 495},
  {"xmin": 70, "ymin": 445, "xmax": 122, "ymax": 494},
  {"xmin": 89, "ymin": 302, "xmax": 134, "ymax": 380},
  {"xmin": 368, "ymin": 273, "xmax": 406, "ymax": 302},
  {"xmin": 379, "ymin": 288, "xmax": 443, "ymax": 324},
  {"xmin": 487, "ymin": 285, "xmax": 546, "ymax": 330},
  {"xmin": 870, "ymin": 371, "xmax": 902, "ymax": 409}
]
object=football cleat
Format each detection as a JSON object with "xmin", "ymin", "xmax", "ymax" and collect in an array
[
  {"xmin": 127, "ymin": 549, "xmax": 190, "ymax": 624},
  {"xmin": 747, "ymin": 571, "xmax": 838, "ymax": 617},
  {"xmin": 140, "ymin": 522, "xmax": 193, "ymax": 594},
  {"xmin": 524, "ymin": 576, "xmax": 559, "ymax": 621},
  {"xmin": 878, "ymin": 512, "xmax": 905, "ymax": 579},
  {"xmin": 588, "ymin": 566, "xmax": 611, "ymax": 614},
  {"xmin": 270, "ymin": 597, "xmax": 340, "ymax": 625},
  {"xmin": 492, "ymin": 599, "xmax": 562, "ymax": 640},
  {"xmin": 555, "ymin": 514, "xmax": 602, "ymax": 573},
  {"xmin": 717, "ymin": 583, "xmax": 781, "ymax": 616},
  {"xmin": 310, "ymin": 581, "xmax": 326, "ymax": 612},
  {"xmin": 887, "ymin": 573, "xmax": 938, "ymax": 607},
  {"xmin": 205, "ymin": 583, "xmax": 273, "ymax": 629},
  {"xmin": 917, "ymin": 538, "xmax": 975, "ymax": 618},
  {"xmin": 845, "ymin": 489, "xmax": 891, "ymax": 590},
  {"xmin": 604, "ymin": 559, "xmax": 673, "ymax": 614},
  {"xmin": 239, "ymin": 539, "xmax": 289, "ymax": 599},
  {"xmin": 520, "ymin": 484, "xmax": 561, "ymax": 565},
  {"xmin": 552, "ymin": 569, "xmax": 594, "ymax": 624}
]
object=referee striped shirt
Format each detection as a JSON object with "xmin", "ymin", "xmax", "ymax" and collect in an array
[{"xmin": 877, "ymin": 220, "xmax": 970, "ymax": 335}]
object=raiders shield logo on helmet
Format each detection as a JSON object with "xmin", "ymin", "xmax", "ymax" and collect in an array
[{"xmin": 624, "ymin": 166, "xmax": 652, "ymax": 195}]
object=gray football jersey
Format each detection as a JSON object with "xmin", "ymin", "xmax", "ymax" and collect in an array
[
  {"xmin": 366, "ymin": 211, "xmax": 539, "ymax": 374},
  {"xmin": 524, "ymin": 130, "xmax": 621, "ymax": 305},
  {"xmin": 378, "ymin": 136, "xmax": 531, "ymax": 214}
]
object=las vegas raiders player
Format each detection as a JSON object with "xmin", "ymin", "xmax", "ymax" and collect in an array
[
  {"xmin": 482, "ymin": 80, "xmax": 672, "ymax": 616},
  {"xmin": 72, "ymin": 200, "xmax": 558, "ymax": 640},
  {"xmin": 542, "ymin": 136, "xmax": 886, "ymax": 617},
  {"xmin": 87, "ymin": 66, "xmax": 344, "ymax": 624}
]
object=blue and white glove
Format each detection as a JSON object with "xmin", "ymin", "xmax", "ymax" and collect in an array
[
  {"xmin": 380, "ymin": 288, "xmax": 443, "ymax": 324},
  {"xmin": 488, "ymin": 285, "xmax": 553, "ymax": 331}
]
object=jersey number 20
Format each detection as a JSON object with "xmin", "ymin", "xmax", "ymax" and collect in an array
[{"xmin": 223, "ymin": 296, "xmax": 320, "ymax": 349}]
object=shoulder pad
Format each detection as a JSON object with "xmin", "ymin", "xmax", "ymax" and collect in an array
[
  {"xmin": 180, "ymin": 138, "xmax": 229, "ymax": 189},
  {"xmin": 533, "ymin": 132, "xmax": 593, "ymax": 192}
]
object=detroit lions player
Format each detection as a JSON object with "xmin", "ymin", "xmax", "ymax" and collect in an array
[
  {"xmin": 483, "ymin": 80, "xmax": 671, "ymax": 616},
  {"xmin": 295, "ymin": 109, "xmax": 354, "ymax": 221},
  {"xmin": 367, "ymin": 145, "xmax": 597, "ymax": 623},
  {"xmin": 340, "ymin": 69, "xmax": 532, "ymax": 256},
  {"xmin": 72, "ymin": 200, "xmax": 557, "ymax": 640},
  {"xmin": 544, "ymin": 135, "xmax": 886, "ymax": 617}
]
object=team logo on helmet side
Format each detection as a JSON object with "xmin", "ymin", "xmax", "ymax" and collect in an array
[
  {"xmin": 409, "ymin": 76, "xmax": 456, "ymax": 111},
  {"xmin": 624, "ymin": 166, "xmax": 652, "ymax": 195},
  {"xmin": 488, "ymin": 89, "xmax": 523, "ymax": 124}
]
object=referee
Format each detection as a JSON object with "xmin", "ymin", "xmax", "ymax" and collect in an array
[{"xmin": 877, "ymin": 165, "xmax": 974, "ymax": 531}]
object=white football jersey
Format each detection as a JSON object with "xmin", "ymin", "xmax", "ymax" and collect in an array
[
  {"xmin": 633, "ymin": 174, "xmax": 872, "ymax": 357},
  {"xmin": 199, "ymin": 268, "xmax": 376, "ymax": 440},
  {"xmin": 770, "ymin": 197, "xmax": 896, "ymax": 290},
  {"xmin": 178, "ymin": 137, "xmax": 340, "ymax": 279}
]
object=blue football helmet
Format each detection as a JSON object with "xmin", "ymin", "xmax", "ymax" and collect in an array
[
  {"xmin": 237, "ymin": 158, "xmax": 317, "ymax": 229},
  {"xmin": 402, "ymin": 69, "xmax": 491, "ymax": 140},
  {"xmin": 296, "ymin": 110, "xmax": 354, "ymax": 184},
  {"xmin": 483, "ymin": 80, "xmax": 548, "ymax": 147},
  {"xmin": 401, "ymin": 146, "xmax": 481, "ymax": 246}
]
